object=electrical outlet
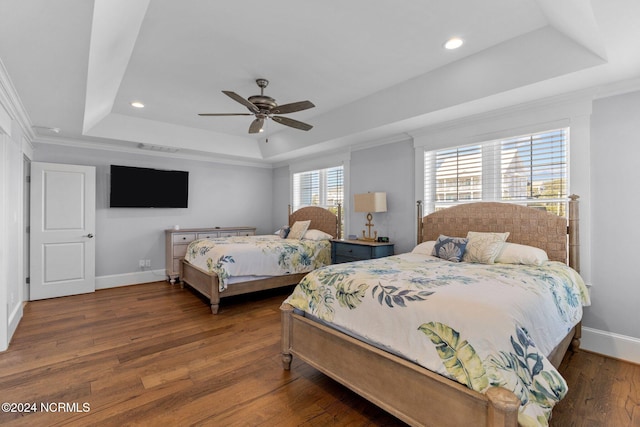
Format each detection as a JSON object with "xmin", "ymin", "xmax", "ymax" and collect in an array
[
  {"xmin": 145, "ymin": 259, "xmax": 151, "ymax": 267},
  {"xmin": 139, "ymin": 260, "xmax": 145, "ymax": 268}
]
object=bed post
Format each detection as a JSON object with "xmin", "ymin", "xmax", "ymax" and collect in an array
[
  {"xmin": 337, "ymin": 202, "xmax": 342, "ymax": 239},
  {"xmin": 567, "ymin": 194, "xmax": 582, "ymax": 352},
  {"xmin": 485, "ymin": 388, "xmax": 520, "ymax": 427},
  {"xmin": 416, "ymin": 200, "xmax": 423, "ymax": 245},
  {"xmin": 280, "ymin": 302, "xmax": 294, "ymax": 370},
  {"xmin": 568, "ymin": 194, "xmax": 580, "ymax": 273}
]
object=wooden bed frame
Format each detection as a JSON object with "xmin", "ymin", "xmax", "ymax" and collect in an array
[
  {"xmin": 179, "ymin": 205, "xmax": 341, "ymax": 314},
  {"xmin": 281, "ymin": 196, "xmax": 581, "ymax": 427}
]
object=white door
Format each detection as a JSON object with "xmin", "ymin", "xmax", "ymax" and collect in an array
[{"xmin": 30, "ymin": 162, "xmax": 96, "ymax": 300}]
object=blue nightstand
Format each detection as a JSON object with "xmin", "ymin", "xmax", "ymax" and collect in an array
[{"xmin": 331, "ymin": 239, "xmax": 395, "ymax": 264}]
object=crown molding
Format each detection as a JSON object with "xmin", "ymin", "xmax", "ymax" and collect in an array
[
  {"xmin": 0, "ymin": 58, "xmax": 35, "ymax": 140},
  {"xmin": 32, "ymin": 136, "xmax": 273, "ymax": 169},
  {"xmin": 592, "ymin": 76, "xmax": 640, "ymax": 100}
]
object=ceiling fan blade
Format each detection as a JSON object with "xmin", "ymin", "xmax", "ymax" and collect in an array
[
  {"xmin": 198, "ymin": 113, "xmax": 253, "ymax": 116},
  {"xmin": 271, "ymin": 100, "xmax": 315, "ymax": 115},
  {"xmin": 248, "ymin": 118, "xmax": 265, "ymax": 134},
  {"xmin": 222, "ymin": 91, "xmax": 260, "ymax": 113},
  {"xmin": 272, "ymin": 115, "xmax": 313, "ymax": 131}
]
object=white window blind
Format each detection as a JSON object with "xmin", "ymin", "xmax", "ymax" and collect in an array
[
  {"xmin": 292, "ymin": 165, "xmax": 344, "ymax": 212},
  {"xmin": 424, "ymin": 128, "xmax": 568, "ymax": 216}
]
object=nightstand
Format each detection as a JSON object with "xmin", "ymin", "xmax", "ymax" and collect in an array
[{"xmin": 331, "ymin": 239, "xmax": 395, "ymax": 264}]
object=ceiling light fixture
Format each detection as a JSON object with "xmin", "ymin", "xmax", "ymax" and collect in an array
[
  {"xmin": 444, "ymin": 37, "xmax": 463, "ymax": 50},
  {"xmin": 130, "ymin": 101, "xmax": 145, "ymax": 108}
]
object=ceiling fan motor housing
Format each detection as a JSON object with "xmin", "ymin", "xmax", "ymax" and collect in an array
[{"xmin": 247, "ymin": 95, "xmax": 277, "ymax": 111}]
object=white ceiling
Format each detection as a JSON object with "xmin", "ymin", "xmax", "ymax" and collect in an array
[{"xmin": 1, "ymin": 0, "xmax": 639, "ymax": 165}]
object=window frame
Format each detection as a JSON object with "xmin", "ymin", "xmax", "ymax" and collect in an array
[
  {"xmin": 423, "ymin": 127, "xmax": 569, "ymax": 216},
  {"xmin": 291, "ymin": 165, "xmax": 344, "ymax": 212}
]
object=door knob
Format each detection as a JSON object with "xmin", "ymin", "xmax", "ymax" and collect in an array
[{"xmin": 86, "ymin": 233, "xmax": 94, "ymax": 238}]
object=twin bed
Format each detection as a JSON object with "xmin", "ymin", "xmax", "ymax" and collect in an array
[
  {"xmin": 281, "ymin": 196, "xmax": 587, "ymax": 427},
  {"xmin": 179, "ymin": 205, "xmax": 340, "ymax": 314}
]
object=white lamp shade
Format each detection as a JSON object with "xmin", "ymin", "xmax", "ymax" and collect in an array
[{"xmin": 354, "ymin": 192, "xmax": 387, "ymax": 213}]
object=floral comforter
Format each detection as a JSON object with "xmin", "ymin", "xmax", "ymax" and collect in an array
[
  {"xmin": 285, "ymin": 253, "xmax": 590, "ymax": 426},
  {"xmin": 185, "ymin": 235, "xmax": 331, "ymax": 291}
]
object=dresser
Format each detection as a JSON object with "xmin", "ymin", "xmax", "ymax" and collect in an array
[
  {"xmin": 165, "ymin": 226, "xmax": 256, "ymax": 283},
  {"xmin": 331, "ymin": 239, "xmax": 395, "ymax": 264}
]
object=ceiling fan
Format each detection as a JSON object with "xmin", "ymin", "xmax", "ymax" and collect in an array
[{"xmin": 199, "ymin": 79, "xmax": 315, "ymax": 134}]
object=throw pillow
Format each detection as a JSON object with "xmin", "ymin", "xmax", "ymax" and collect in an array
[
  {"xmin": 463, "ymin": 231, "xmax": 509, "ymax": 264},
  {"xmin": 287, "ymin": 220, "xmax": 311, "ymax": 240},
  {"xmin": 431, "ymin": 235, "xmax": 468, "ymax": 262}
]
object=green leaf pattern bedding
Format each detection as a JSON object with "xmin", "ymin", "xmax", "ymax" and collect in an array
[
  {"xmin": 285, "ymin": 253, "xmax": 590, "ymax": 426},
  {"xmin": 185, "ymin": 235, "xmax": 331, "ymax": 291}
]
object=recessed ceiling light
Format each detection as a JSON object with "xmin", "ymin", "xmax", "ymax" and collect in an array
[
  {"xmin": 444, "ymin": 37, "xmax": 463, "ymax": 50},
  {"xmin": 130, "ymin": 101, "xmax": 145, "ymax": 108}
]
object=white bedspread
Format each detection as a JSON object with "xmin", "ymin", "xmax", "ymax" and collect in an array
[
  {"xmin": 184, "ymin": 235, "xmax": 331, "ymax": 291},
  {"xmin": 285, "ymin": 253, "xmax": 590, "ymax": 426}
]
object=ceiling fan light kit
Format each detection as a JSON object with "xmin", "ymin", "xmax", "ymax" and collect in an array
[{"xmin": 199, "ymin": 79, "xmax": 315, "ymax": 134}]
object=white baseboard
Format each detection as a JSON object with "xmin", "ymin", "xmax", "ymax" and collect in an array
[
  {"xmin": 95, "ymin": 269, "xmax": 167, "ymax": 290},
  {"xmin": 7, "ymin": 302, "xmax": 23, "ymax": 346},
  {"xmin": 581, "ymin": 326, "xmax": 640, "ymax": 364}
]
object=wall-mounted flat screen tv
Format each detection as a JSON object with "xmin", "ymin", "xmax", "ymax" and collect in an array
[{"xmin": 109, "ymin": 165, "xmax": 189, "ymax": 208}]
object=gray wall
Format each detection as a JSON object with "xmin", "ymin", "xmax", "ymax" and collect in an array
[
  {"xmin": 348, "ymin": 139, "xmax": 416, "ymax": 254},
  {"xmin": 272, "ymin": 139, "xmax": 416, "ymax": 255},
  {"xmin": 33, "ymin": 145, "xmax": 273, "ymax": 276},
  {"xmin": 587, "ymin": 90, "xmax": 640, "ymax": 338},
  {"xmin": 271, "ymin": 165, "xmax": 291, "ymax": 230}
]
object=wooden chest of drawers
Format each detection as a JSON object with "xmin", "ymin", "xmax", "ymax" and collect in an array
[{"xmin": 165, "ymin": 226, "xmax": 256, "ymax": 282}]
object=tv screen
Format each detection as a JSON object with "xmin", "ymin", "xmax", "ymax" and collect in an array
[{"xmin": 109, "ymin": 165, "xmax": 189, "ymax": 208}]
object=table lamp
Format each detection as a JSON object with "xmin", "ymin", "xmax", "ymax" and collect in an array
[{"xmin": 353, "ymin": 192, "xmax": 387, "ymax": 241}]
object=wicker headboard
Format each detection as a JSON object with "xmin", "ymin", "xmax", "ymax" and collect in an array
[
  {"xmin": 289, "ymin": 205, "xmax": 342, "ymax": 239},
  {"xmin": 418, "ymin": 196, "xmax": 579, "ymax": 269}
]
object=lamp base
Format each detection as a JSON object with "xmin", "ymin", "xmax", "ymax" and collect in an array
[
  {"xmin": 361, "ymin": 229, "xmax": 378, "ymax": 242},
  {"xmin": 360, "ymin": 212, "xmax": 379, "ymax": 241}
]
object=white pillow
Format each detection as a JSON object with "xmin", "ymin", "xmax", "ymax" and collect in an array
[
  {"xmin": 462, "ymin": 231, "xmax": 509, "ymax": 264},
  {"xmin": 495, "ymin": 243, "xmax": 548, "ymax": 266},
  {"xmin": 303, "ymin": 229, "xmax": 333, "ymax": 241},
  {"xmin": 287, "ymin": 220, "xmax": 311, "ymax": 240},
  {"xmin": 412, "ymin": 241, "xmax": 436, "ymax": 255}
]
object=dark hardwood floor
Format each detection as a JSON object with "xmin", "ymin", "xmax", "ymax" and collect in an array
[{"xmin": 0, "ymin": 282, "xmax": 637, "ymax": 426}]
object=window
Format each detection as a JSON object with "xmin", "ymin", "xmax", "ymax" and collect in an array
[
  {"xmin": 292, "ymin": 165, "xmax": 344, "ymax": 213},
  {"xmin": 424, "ymin": 128, "xmax": 567, "ymax": 216}
]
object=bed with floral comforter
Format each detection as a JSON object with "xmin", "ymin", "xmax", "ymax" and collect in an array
[
  {"xmin": 285, "ymin": 252, "xmax": 590, "ymax": 426},
  {"xmin": 185, "ymin": 235, "xmax": 331, "ymax": 291}
]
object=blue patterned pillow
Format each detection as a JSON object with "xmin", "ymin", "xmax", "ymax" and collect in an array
[
  {"xmin": 431, "ymin": 235, "xmax": 468, "ymax": 262},
  {"xmin": 277, "ymin": 226, "xmax": 290, "ymax": 239}
]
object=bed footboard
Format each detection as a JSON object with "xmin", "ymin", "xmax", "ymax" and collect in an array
[
  {"xmin": 180, "ymin": 260, "xmax": 221, "ymax": 314},
  {"xmin": 280, "ymin": 303, "xmax": 520, "ymax": 427}
]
